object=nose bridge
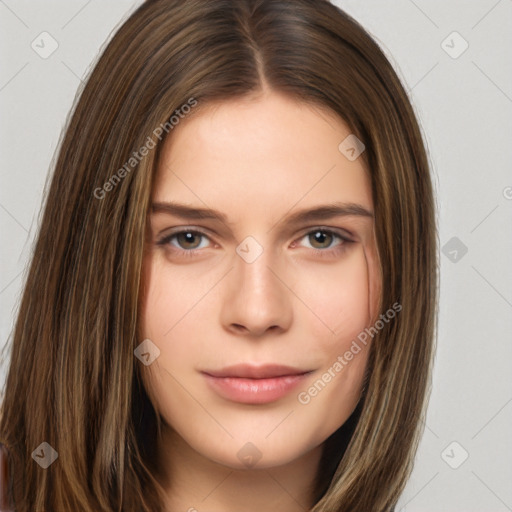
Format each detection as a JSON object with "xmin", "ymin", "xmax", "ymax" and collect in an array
[
  {"xmin": 236, "ymin": 236, "xmax": 283, "ymax": 307},
  {"xmin": 238, "ymin": 241, "xmax": 278, "ymax": 298}
]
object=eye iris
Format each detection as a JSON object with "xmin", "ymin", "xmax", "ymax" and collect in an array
[
  {"xmin": 309, "ymin": 230, "xmax": 332, "ymax": 249},
  {"xmin": 177, "ymin": 232, "xmax": 201, "ymax": 249}
]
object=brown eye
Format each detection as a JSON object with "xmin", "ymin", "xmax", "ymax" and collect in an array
[
  {"xmin": 308, "ymin": 230, "xmax": 335, "ymax": 249},
  {"xmin": 157, "ymin": 230, "xmax": 210, "ymax": 252},
  {"xmin": 175, "ymin": 231, "xmax": 202, "ymax": 249},
  {"xmin": 294, "ymin": 228, "xmax": 353, "ymax": 258}
]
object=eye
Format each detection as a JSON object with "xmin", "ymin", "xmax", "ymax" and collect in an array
[
  {"xmin": 157, "ymin": 229, "xmax": 211, "ymax": 255},
  {"xmin": 293, "ymin": 228, "xmax": 353, "ymax": 256},
  {"xmin": 156, "ymin": 227, "xmax": 353, "ymax": 259}
]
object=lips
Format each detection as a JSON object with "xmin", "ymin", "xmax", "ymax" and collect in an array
[{"xmin": 201, "ymin": 364, "xmax": 313, "ymax": 404}]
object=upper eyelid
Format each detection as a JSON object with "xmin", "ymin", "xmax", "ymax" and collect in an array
[{"xmin": 296, "ymin": 225, "xmax": 354, "ymax": 240}]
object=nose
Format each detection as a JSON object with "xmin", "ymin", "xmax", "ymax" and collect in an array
[{"xmin": 219, "ymin": 243, "xmax": 293, "ymax": 337}]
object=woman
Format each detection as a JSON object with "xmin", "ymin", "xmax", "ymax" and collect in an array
[{"xmin": 0, "ymin": 0, "xmax": 438, "ymax": 510}]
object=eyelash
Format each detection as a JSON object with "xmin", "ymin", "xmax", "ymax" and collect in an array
[{"xmin": 156, "ymin": 227, "xmax": 354, "ymax": 259}]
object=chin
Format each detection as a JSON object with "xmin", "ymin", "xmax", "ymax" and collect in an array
[{"xmin": 184, "ymin": 426, "xmax": 322, "ymax": 471}]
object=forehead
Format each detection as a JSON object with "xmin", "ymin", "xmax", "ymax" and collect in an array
[{"xmin": 153, "ymin": 91, "xmax": 372, "ymax": 217}]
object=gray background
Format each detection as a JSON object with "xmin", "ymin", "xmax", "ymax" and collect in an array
[{"xmin": 1, "ymin": 1, "xmax": 511, "ymax": 510}]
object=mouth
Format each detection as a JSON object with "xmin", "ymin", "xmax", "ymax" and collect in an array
[{"xmin": 201, "ymin": 364, "xmax": 313, "ymax": 404}]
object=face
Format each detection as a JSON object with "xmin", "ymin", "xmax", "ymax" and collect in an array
[{"xmin": 139, "ymin": 89, "xmax": 381, "ymax": 471}]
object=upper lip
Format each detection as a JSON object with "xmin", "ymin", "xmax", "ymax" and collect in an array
[{"xmin": 202, "ymin": 364, "xmax": 312, "ymax": 379}]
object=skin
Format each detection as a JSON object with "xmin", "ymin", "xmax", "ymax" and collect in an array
[{"xmin": 139, "ymin": 88, "xmax": 381, "ymax": 511}]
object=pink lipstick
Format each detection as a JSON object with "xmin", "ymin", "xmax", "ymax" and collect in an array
[{"xmin": 202, "ymin": 364, "xmax": 312, "ymax": 404}]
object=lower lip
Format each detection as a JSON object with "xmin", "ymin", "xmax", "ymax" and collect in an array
[{"xmin": 203, "ymin": 373, "xmax": 310, "ymax": 404}]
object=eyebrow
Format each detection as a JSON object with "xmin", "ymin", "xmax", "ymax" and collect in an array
[{"xmin": 151, "ymin": 201, "xmax": 373, "ymax": 228}]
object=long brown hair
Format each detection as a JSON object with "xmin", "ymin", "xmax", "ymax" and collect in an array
[{"xmin": 0, "ymin": 0, "xmax": 438, "ymax": 510}]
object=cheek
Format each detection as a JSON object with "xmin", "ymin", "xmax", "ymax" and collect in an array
[
  {"xmin": 291, "ymin": 245, "xmax": 376, "ymax": 442},
  {"xmin": 138, "ymin": 257, "xmax": 186, "ymax": 367},
  {"xmin": 139, "ymin": 256, "xmax": 209, "ymax": 340},
  {"xmin": 137, "ymin": 257, "xmax": 202, "ymax": 419},
  {"xmin": 294, "ymin": 244, "xmax": 373, "ymax": 351}
]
